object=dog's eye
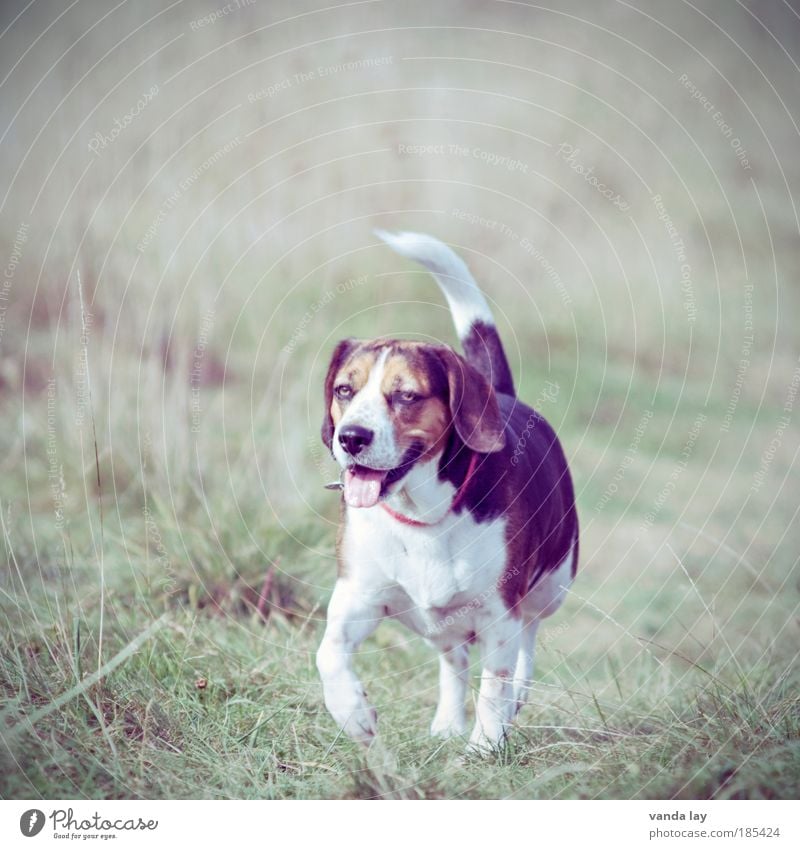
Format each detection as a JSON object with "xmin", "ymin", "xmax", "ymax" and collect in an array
[
  {"xmin": 334, "ymin": 384, "xmax": 353, "ymax": 401},
  {"xmin": 392, "ymin": 390, "xmax": 419, "ymax": 405}
]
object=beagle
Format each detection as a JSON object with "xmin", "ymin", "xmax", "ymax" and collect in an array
[{"xmin": 317, "ymin": 231, "xmax": 579, "ymax": 752}]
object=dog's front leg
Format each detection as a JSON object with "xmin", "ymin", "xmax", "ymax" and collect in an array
[
  {"xmin": 430, "ymin": 643, "xmax": 469, "ymax": 738},
  {"xmin": 468, "ymin": 619, "xmax": 521, "ymax": 753},
  {"xmin": 316, "ymin": 579, "xmax": 382, "ymax": 744}
]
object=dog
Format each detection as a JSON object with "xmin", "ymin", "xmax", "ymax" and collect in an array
[{"xmin": 317, "ymin": 231, "xmax": 579, "ymax": 752}]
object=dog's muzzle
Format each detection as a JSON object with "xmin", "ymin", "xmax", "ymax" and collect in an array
[{"xmin": 338, "ymin": 425, "xmax": 373, "ymax": 457}]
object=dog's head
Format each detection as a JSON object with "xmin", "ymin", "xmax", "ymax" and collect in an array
[{"xmin": 321, "ymin": 339, "xmax": 505, "ymax": 507}]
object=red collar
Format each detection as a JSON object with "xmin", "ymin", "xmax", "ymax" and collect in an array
[{"xmin": 379, "ymin": 451, "xmax": 479, "ymax": 527}]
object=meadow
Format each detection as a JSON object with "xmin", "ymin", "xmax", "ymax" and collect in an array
[{"xmin": 0, "ymin": 0, "xmax": 798, "ymax": 799}]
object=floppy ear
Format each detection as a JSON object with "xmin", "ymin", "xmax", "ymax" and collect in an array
[
  {"xmin": 321, "ymin": 339, "xmax": 356, "ymax": 449},
  {"xmin": 437, "ymin": 348, "xmax": 505, "ymax": 453}
]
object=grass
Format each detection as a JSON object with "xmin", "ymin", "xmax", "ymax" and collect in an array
[
  {"xmin": 1, "ymin": 548, "xmax": 797, "ymax": 799},
  {"xmin": 1, "ymin": 0, "xmax": 799, "ymax": 799},
  {"xmin": 2, "ymin": 333, "xmax": 797, "ymax": 798}
]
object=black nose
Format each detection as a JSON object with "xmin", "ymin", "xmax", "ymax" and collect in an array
[{"xmin": 338, "ymin": 425, "xmax": 374, "ymax": 456}]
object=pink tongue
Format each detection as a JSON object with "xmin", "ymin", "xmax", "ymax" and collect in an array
[{"xmin": 343, "ymin": 467, "xmax": 387, "ymax": 508}]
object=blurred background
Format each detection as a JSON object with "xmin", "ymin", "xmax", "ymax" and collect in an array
[{"xmin": 0, "ymin": 0, "xmax": 798, "ymax": 799}]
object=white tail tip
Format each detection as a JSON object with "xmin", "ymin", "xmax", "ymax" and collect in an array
[{"xmin": 374, "ymin": 229, "xmax": 493, "ymax": 338}]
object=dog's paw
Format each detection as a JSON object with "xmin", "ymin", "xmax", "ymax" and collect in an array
[
  {"xmin": 325, "ymin": 687, "xmax": 378, "ymax": 744},
  {"xmin": 430, "ymin": 707, "xmax": 467, "ymax": 739},
  {"xmin": 466, "ymin": 723, "xmax": 508, "ymax": 755}
]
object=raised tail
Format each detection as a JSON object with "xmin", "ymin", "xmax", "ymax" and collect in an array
[{"xmin": 374, "ymin": 229, "xmax": 515, "ymax": 396}]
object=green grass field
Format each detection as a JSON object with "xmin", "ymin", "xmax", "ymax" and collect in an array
[{"xmin": 1, "ymin": 0, "xmax": 798, "ymax": 799}]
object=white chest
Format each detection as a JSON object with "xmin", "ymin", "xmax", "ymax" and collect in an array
[{"xmin": 342, "ymin": 507, "xmax": 508, "ymax": 612}]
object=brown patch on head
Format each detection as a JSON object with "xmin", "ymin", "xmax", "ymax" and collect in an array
[
  {"xmin": 322, "ymin": 339, "xmax": 353, "ymax": 448},
  {"xmin": 329, "ymin": 349, "xmax": 380, "ymax": 426},
  {"xmin": 400, "ymin": 397, "xmax": 451, "ymax": 460},
  {"xmin": 340, "ymin": 350, "xmax": 381, "ymax": 391},
  {"xmin": 321, "ymin": 339, "xmax": 382, "ymax": 448},
  {"xmin": 322, "ymin": 338, "xmax": 454, "ymax": 460},
  {"xmin": 322, "ymin": 338, "xmax": 506, "ymax": 463},
  {"xmin": 379, "ymin": 343, "xmax": 451, "ymax": 460}
]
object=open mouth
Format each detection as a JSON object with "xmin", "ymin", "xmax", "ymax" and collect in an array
[
  {"xmin": 343, "ymin": 465, "xmax": 387, "ymax": 508},
  {"xmin": 342, "ymin": 445, "xmax": 422, "ymax": 509}
]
